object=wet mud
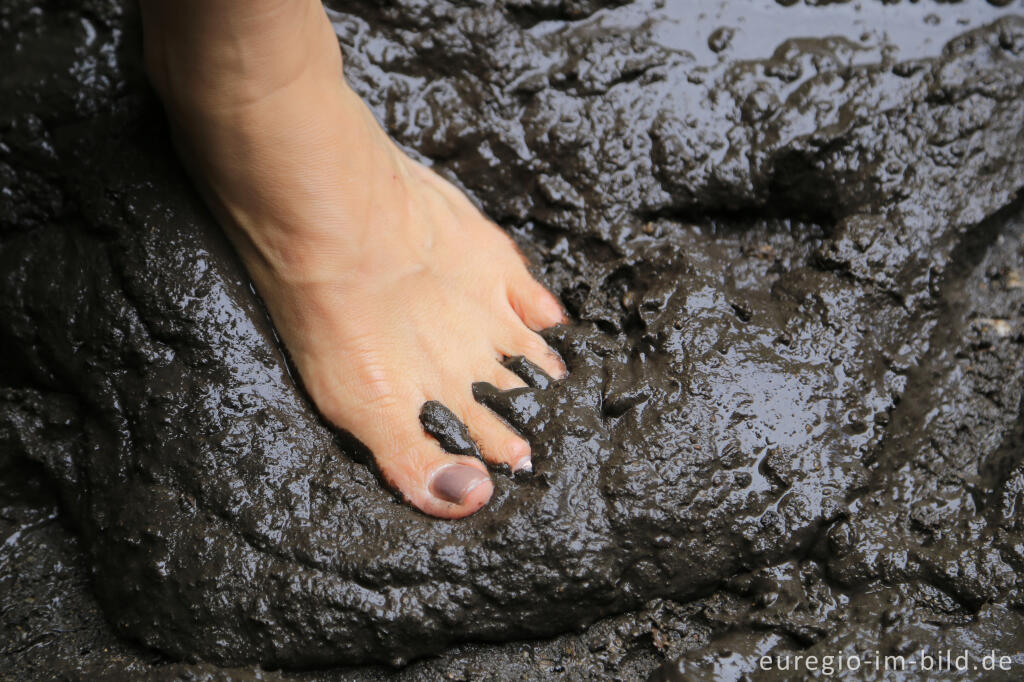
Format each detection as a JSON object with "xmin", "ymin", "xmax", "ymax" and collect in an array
[{"xmin": 2, "ymin": 0, "xmax": 1024, "ymax": 678}]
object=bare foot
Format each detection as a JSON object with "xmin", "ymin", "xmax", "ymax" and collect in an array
[{"xmin": 140, "ymin": 0, "xmax": 567, "ymax": 517}]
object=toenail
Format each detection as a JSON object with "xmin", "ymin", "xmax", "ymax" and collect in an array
[
  {"xmin": 513, "ymin": 455, "xmax": 533, "ymax": 473},
  {"xmin": 430, "ymin": 465, "xmax": 489, "ymax": 504}
]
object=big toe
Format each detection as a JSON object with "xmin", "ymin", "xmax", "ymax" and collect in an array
[
  {"xmin": 366, "ymin": 416, "xmax": 494, "ymax": 518},
  {"xmin": 429, "ymin": 462, "xmax": 493, "ymax": 508}
]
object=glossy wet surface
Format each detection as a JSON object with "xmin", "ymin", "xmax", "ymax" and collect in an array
[{"xmin": 1, "ymin": 0, "xmax": 1023, "ymax": 679}]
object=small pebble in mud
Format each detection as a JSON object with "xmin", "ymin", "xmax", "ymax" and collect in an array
[
  {"xmin": 765, "ymin": 59, "xmax": 802, "ymax": 82},
  {"xmin": 741, "ymin": 88, "xmax": 779, "ymax": 122},
  {"xmin": 974, "ymin": 317, "xmax": 1013, "ymax": 339},
  {"xmin": 707, "ymin": 27, "xmax": 735, "ymax": 53}
]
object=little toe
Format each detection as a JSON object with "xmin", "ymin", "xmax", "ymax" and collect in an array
[{"xmin": 508, "ymin": 275, "xmax": 567, "ymax": 332}]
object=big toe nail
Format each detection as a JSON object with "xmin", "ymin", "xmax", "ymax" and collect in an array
[{"xmin": 430, "ymin": 464, "xmax": 490, "ymax": 504}]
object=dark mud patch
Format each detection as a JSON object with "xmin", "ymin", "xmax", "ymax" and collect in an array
[{"xmin": 2, "ymin": 0, "xmax": 1024, "ymax": 678}]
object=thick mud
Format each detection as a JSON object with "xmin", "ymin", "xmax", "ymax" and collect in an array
[{"xmin": 2, "ymin": 0, "xmax": 1024, "ymax": 679}]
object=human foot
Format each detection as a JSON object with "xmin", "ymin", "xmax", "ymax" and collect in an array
[{"xmin": 140, "ymin": 0, "xmax": 567, "ymax": 518}]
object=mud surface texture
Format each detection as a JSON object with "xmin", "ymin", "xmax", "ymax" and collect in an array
[{"xmin": 2, "ymin": 0, "xmax": 1024, "ymax": 679}]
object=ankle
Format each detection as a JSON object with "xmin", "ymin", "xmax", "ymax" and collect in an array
[{"xmin": 140, "ymin": 0, "xmax": 340, "ymax": 111}]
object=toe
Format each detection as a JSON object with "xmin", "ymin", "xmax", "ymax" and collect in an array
[
  {"xmin": 508, "ymin": 274, "xmax": 566, "ymax": 332},
  {"xmin": 360, "ymin": 405, "xmax": 494, "ymax": 518},
  {"xmin": 500, "ymin": 325, "xmax": 568, "ymax": 381},
  {"xmin": 489, "ymin": 364, "xmax": 530, "ymax": 392},
  {"xmin": 502, "ymin": 355, "xmax": 553, "ymax": 389},
  {"xmin": 428, "ymin": 461, "xmax": 494, "ymax": 509},
  {"xmin": 456, "ymin": 398, "xmax": 532, "ymax": 472}
]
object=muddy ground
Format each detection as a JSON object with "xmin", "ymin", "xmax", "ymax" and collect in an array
[{"xmin": 2, "ymin": 0, "xmax": 1024, "ymax": 680}]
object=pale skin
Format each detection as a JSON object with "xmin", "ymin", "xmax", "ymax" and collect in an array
[{"xmin": 139, "ymin": 0, "xmax": 568, "ymax": 518}]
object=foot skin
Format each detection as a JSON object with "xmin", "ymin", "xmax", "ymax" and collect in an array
[{"xmin": 140, "ymin": 0, "xmax": 567, "ymax": 518}]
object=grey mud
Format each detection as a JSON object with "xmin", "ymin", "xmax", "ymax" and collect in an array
[{"xmin": 2, "ymin": 1, "xmax": 1023, "ymax": 680}]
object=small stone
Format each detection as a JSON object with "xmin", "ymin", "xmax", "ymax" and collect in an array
[{"xmin": 707, "ymin": 27, "xmax": 735, "ymax": 53}]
